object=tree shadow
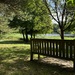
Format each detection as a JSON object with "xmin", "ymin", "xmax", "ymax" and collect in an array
[
  {"xmin": 0, "ymin": 47, "xmax": 75, "ymax": 75},
  {"xmin": 0, "ymin": 60, "xmax": 75, "ymax": 75},
  {"xmin": 0, "ymin": 40, "xmax": 30, "ymax": 44}
]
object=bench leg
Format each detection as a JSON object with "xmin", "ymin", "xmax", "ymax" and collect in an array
[
  {"xmin": 30, "ymin": 53, "xmax": 33, "ymax": 61},
  {"xmin": 73, "ymin": 61, "xmax": 75, "ymax": 70},
  {"xmin": 38, "ymin": 54, "xmax": 40, "ymax": 60}
]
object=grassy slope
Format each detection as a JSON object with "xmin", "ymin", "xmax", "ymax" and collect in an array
[{"xmin": 0, "ymin": 33, "xmax": 75, "ymax": 75}]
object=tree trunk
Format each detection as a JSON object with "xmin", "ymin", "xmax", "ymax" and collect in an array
[
  {"xmin": 31, "ymin": 33, "xmax": 32, "ymax": 38},
  {"xmin": 34, "ymin": 34, "xmax": 35, "ymax": 38},
  {"xmin": 22, "ymin": 30, "xmax": 25, "ymax": 41},
  {"xmin": 60, "ymin": 28, "xmax": 64, "ymax": 40},
  {"xmin": 25, "ymin": 33, "xmax": 28, "ymax": 42},
  {"xmin": 25, "ymin": 28, "xmax": 28, "ymax": 42}
]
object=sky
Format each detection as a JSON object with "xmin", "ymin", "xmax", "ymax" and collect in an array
[{"xmin": 47, "ymin": 0, "xmax": 64, "ymax": 24}]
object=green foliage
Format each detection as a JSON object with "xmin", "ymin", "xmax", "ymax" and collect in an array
[
  {"xmin": 8, "ymin": 0, "xmax": 53, "ymax": 34},
  {"xmin": 26, "ymin": 0, "xmax": 53, "ymax": 33},
  {"xmin": 44, "ymin": 0, "xmax": 75, "ymax": 39},
  {"xmin": 0, "ymin": 0, "xmax": 53, "ymax": 41},
  {"xmin": 0, "ymin": 0, "xmax": 28, "ymax": 29},
  {"xmin": 67, "ymin": 0, "xmax": 75, "ymax": 4},
  {"xmin": 0, "ymin": 3, "xmax": 17, "ymax": 36},
  {"xmin": 8, "ymin": 16, "xmax": 33, "ymax": 32},
  {"xmin": 0, "ymin": 0, "xmax": 28, "ymax": 11},
  {"xmin": 65, "ymin": 0, "xmax": 75, "ymax": 32}
]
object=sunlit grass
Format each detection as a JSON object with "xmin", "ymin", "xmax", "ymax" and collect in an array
[
  {"xmin": 1, "ymin": 33, "xmax": 22, "ymax": 40},
  {"xmin": 0, "ymin": 44, "xmax": 29, "ymax": 48},
  {"xmin": 0, "ymin": 33, "xmax": 75, "ymax": 75},
  {"xmin": 0, "ymin": 46, "xmax": 74, "ymax": 75},
  {"xmin": 0, "ymin": 46, "xmax": 30, "ymax": 75}
]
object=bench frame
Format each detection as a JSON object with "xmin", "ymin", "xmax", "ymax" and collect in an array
[{"xmin": 30, "ymin": 38, "xmax": 75, "ymax": 70}]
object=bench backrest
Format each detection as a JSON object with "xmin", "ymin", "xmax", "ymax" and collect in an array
[{"xmin": 31, "ymin": 39, "xmax": 75, "ymax": 60}]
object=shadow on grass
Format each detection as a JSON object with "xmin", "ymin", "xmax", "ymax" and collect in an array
[
  {"xmin": 0, "ymin": 47, "xmax": 74, "ymax": 75},
  {"xmin": 0, "ymin": 40, "xmax": 30, "ymax": 44}
]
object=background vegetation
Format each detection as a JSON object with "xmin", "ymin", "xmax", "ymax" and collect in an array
[{"xmin": 0, "ymin": 0, "xmax": 75, "ymax": 75}]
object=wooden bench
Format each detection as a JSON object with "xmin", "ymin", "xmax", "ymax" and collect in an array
[{"xmin": 30, "ymin": 38, "xmax": 75, "ymax": 70}]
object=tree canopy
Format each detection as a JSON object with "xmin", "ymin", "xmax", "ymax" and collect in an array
[
  {"xmin": 8, "ymin": 0, "xmax": 53, "ymax": 42},
  {"xmin": 43, "ymin": 0, "xmax": 75, "ymax": 39}
]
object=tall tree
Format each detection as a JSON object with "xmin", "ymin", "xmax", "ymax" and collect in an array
[
  {"xmin": 43, "ymin": 0, "xmax": 75, "ymax": 40},
  {"xmin": 8, "ymin": 15, "xmax": 33, "ymax": 42},
  {"xmin": 25, "ymin": 0, "xmax": 53, "ymax": 34},
  {"xmin": 8, "ymin": 0, "xmax": 53, "ymax": 42}
]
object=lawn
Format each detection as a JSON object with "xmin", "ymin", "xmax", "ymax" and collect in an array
[{"xmin": 0, "ymin": 33, "xmax": 75, "ymax": 75}]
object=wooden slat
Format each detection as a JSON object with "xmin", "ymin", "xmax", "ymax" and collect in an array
[
  {"xmin": 53, "ymin": 42, "xmax": 55, "ymax": 56},
  {"xmin": 70, "ymin": 42, "xmax": 72, "ymax": 59},
  {"xmin": 50, "ymin": 42, "xmax": 52, "ymax": 56},
  {"xmin": 33, "ymin": 41, "xmax": 35, "ymax": 52},
  {"xmin": 66, "ymin": 42, "xmax": 68, "ymax": 58},
  {"xmin": 30, "ymin": 38, "xmax": 75, "ymax": 61},
  {"xmin": 43, "ymin": 42, "xmax": 45, "ymax": 54},
  {"xmin": 59, "ymin": 41, "xmax": 61, "ymax": 57},
  {"xmin": 56, "ymin": 41, "xmax": 58, "ymax": 57},
  {"xmin": 62, "ymin": 41, "xmax": 65, "ymax": 58},
  {"xmin": 73, "ymin": 41, "xmax": 75, "ymax": 70},
  {"xmin": 42, "ymin": 41, "xmax": 44, "ymax": 54},
  {"xmin": 39, "ymin": 41, "xmax": 41, "ymax": 54},
  {"xmin": 34, "ymin": 40, "xmax": 37, "ymax": 52},
  {"xmin": 30, "ymin": 40, "xmax": 33, "ymax": 61},
  {"xmin": 47, "ymin": 41, "xmax": 49, "ymax": 55},
  {"xmin": 45, "ymin": 41, "xmax": 46, "ymax": 54}
]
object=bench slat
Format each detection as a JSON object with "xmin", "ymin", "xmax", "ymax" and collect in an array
[{"xmin": 30, "ymin": 39, "xmax": 75, "ymax": 70}]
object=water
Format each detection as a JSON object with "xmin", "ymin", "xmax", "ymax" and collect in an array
[
  {"xmin": 45, "ymin": 34, "xmax": 60, "ymax": 36},
  {"xmin": 45, "ymin": 34, "xmax": 74, "ymax": 37},
  {"xmin": 37, "ymin": 34, "xmax": 75, "ymax": 37}
]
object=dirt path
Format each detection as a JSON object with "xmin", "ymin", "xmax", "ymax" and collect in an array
[{"xmin": 41, "ymin": 57, "xmax": 73, "ymax": 68}]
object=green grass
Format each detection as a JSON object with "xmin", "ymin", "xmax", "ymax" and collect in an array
[
  {"xmin": 1, "ymin": 33, "xmax": 22, "ymax": 40},
  {"xmin": 0, "ymin": 33, "xmax": 75, "ymax": 75},
  {"xmin": 0, "ymin": 46, "xmax": 75, "ymax": 75},
  {"xmin": 1, "ymin": 32, "xmax": 75, "ymax": 40}
]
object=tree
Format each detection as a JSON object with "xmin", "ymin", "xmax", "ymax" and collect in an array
[
  {"xmin": 0, "ymin": 5, "xmax": 12, "ymax": 33},
  {"xmin": 8, "ymin": 15, "xmax": 34, "ymax": 42},
  {"xmin": 0, "ymin": 0, "xmax": 28, "ymax": 9},
  {"xmin": 0, "ymin": 0, "xmax": 29, "ymax": 20},
  {"xmin": 0, "ymin": 0, "xmax": 29, "ymax": 39},
  {"xmin": 8, "ymin": 0, "xmax": 53, "ymax": 42},
  {"xmin": 43, "ymin": 0, "xmax": 75, "ymax": 40},
  {"xmin": 25, "ymin": 0, "xmax": 53, "ymax": 33},
  {"xmin": 0, "ymin": 12, "xmax": 13, "ymax": 39}
]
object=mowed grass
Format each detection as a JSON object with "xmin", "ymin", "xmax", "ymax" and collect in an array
[
  {"xmin": 0, "ymin": 33, "xmax": 75, "ymax": 75},
  {"xmin": 0, "ymin": 46, "xmax": 75, "ymax": 75}
]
